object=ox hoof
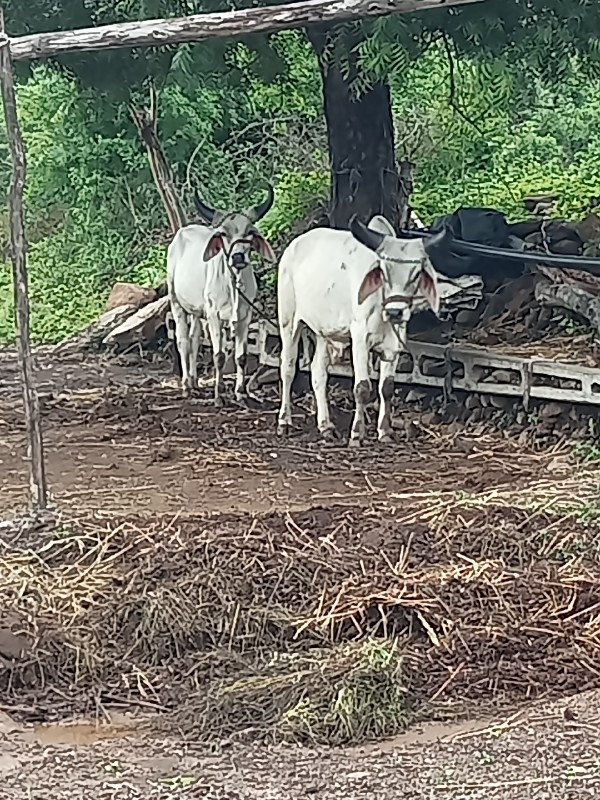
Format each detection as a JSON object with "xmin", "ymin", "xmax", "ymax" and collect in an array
[
  {"xmin": 348, "ymin": 436, "xmax": 364, "ymax": 448},
  {"xmin": 378, "ymin": 433, "xmax": 394, "ymax": 444},
  {"xmin": 214, "ymin": 396, "xmax": 224, "ymax": 409},
  {"xmin": 277, "ymin": 423, "xmax": 290, "ymax": 437}
]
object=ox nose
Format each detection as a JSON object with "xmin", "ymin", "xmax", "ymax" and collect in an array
[
  {"xmin": 385, "ymin": 307, "xmax": 408, "ymax": 323},
  {"xmin": 231, "ymin": 252, "xmax": 246, "ymax": 268}
]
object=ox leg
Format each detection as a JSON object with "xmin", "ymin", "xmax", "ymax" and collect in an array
[
  {"xmin": 377, "ymin": 356, "xmax": 399, "ymax": 443},
  {"xmin": 171, "ymin": 303, "xmax": 193, "ymax": 397},
  {"xmin": 277, "ymin": 322, "xmax": 301, "ymax": 436},
  {"xmin": 188, "ymin": 315, "xmax": 204, "ymax": 391},
  {"xmin": 207, "ymin": 313, "xmax": 225, "ymax": 407},
  {"xmin": 350, "ymin": 333, "xmax": 371, "ymax": 446},
  {"xmin": 312, "ymin": 335, "xmax": 335, "ymax": 438},
  {"xmin": 233, "ymin": 316, "xmax": 251, "ymax": 402}
]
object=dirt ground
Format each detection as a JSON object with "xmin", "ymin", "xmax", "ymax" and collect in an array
[
  {"xmin": 1, "ymin": 346, "xmax": 600, "ymax": 798},
  {"xmin": 1, "ymin": 347, "xmax": 595, "ymax": 517},
  {"xmin": 2, "ymin": 692, "xmax": 600, "ymax": 798}
]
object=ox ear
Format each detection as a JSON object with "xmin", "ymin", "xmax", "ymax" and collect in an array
[
  {"xmin": 251, "ymin": 233, "xmax": 276, "ymax": 263},
  {"xmin": 358, "ymin": 266, "xmax": 384, "ymax": 305},
  {"xmin": 418, "ymin": 259, "xmax": 440, "ymax": 315},
  {"xmin": 203, "ymin": 232, "xmax": 224, "ymax": 262}
]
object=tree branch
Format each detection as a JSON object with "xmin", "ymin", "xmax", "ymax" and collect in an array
[{"xmin": 6, "ymin": 0, "xmax": 483, "ymax": 63}]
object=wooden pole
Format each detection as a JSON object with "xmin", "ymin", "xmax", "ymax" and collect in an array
[
  {"xmin": 0, "ymin": 9, "xmax": 48, "ymax": 510},
  {"xmin": 7, "ymin": 0, "xmax": 484, "ymax": 62}
]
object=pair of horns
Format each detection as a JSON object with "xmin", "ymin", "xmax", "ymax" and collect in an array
[
  {"xmin": 193, "ymin": 184, "xmax": 275, "ymax": 224},
  {"xmin": 350, "ymin": 215, "xmax": 450, "ymax": 255}
]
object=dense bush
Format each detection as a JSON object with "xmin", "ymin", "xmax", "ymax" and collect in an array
[
  {"xmin": 394, "ymin": 49, "xmax": 600, "ymax": 220},
  {"xmin": 1, "ymin": 34, "xmax": 599, "ymax": 343}
]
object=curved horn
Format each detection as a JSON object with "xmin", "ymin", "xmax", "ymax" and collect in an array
[
  {"xmin": 193, "ymin": 191, "xmax": 217, "ymax": 224},
  {"xmin": 350, "ymin": 214, "xmax": 385, "ymax": 253},
  {"xmin": 247, "ymin": 184, "xmax": 275, "ymax": 222}
]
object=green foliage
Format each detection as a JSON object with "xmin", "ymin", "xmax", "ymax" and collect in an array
[
  {"xmin": 389, "ymin": 46, "xmax": 600, "ymax": 222},
  {"xmin": 261, "ymin": 170, "xmax": 329, "ymax": 243},
  {"xmin": 258, "ymin": 168, "xmax": 329, "ymax": 294},
  {"xmin": 358, "ymin": 0, "xmax": 600, "ymax": 84},
  {"xmin": 126, "ymin": 245, "xmax": 170, "ymax": 288},
  {"xmin": 0, "ymin": 231, "xmax": 123, "ymax": 343}
]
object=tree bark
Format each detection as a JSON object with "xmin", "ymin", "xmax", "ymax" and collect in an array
[
  {"xmin": 0, "ymin": 9, "xmax": 48, "ymax": 510},
  {"xmin": 129, "ymin": 84, "xmax": 187, "ymax": 374},
  {"xmin": 129, "ymin": 84, "xmax": 188, "ymax": 235},
  {"xmin": 308, "ymin": 25, "xmax": 401, "ymax": 229},
  {"xmin": 535, "ymin": 281, "xmax": 600, "ymax": 335},
  {"xmin": 5, "ymin": 0, "xmax": 483, "ymax": 63}
]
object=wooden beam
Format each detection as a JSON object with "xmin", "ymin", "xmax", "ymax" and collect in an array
[
  {"xmin": 0, "ymin": 9, "xmax": 48, "ymax": 510},
  {"xmin": 6, "ymin": 0, "xmax": 484, "ymax": 62}
]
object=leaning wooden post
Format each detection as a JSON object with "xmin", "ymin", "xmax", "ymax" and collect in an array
[{"xmin": 0, "ymin": 9, "xmax": 48, "ymax": 510}]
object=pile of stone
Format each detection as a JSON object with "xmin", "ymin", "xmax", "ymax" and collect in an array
[{"xmin": 55, "ymin": 281, "xmax": 171, "ymax": 355}]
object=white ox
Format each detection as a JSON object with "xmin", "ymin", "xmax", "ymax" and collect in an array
[
  {"xmin": 167, "ymin": 188, "xmax": 275, "ymax": 405},
  {"xmin": 276, "ymin": 214, "xmax": 450, "ymax": 444}
]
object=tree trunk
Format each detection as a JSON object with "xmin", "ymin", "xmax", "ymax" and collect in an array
[
  {"xmin": 130, "ymin": 84, "xmax": 185, "ymax": 375},
  {"xmin": 307, "ymin": 25, "xmax": 401, "ymax": 230},
  {"xmin": 129, "ymin": 84, "xmax": 187, "ymax": 235}
]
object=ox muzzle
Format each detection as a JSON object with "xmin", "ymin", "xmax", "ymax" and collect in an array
[
  {"xmin": 225, "ymin": 236, "xmax": 254, "ymax": 272},
  {"xmin": 230, "ymin": 252, "xmax": 247, "ymax": 269},
  {"xmin": 382, "ymin": 294, "xmax": 413, "ymax": 324}
]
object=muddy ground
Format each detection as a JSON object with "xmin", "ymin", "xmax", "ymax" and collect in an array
[
  {"xmin": 1, "ymin": 346, "xmax": 600, "ymax": 797},
  {"xmin": 1, "ymin": 690, "xmax": 600, "ymax": 799}
]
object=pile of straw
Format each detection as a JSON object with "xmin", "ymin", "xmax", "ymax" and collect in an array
[{"xmin": 1, "ymin": 499, "xmax": 600, "ymax": 742}]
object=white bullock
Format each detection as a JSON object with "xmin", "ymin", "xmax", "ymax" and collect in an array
[
  {"xmin": 276, "ymin": 215, "xmax": 449, "ymax": 444},
  {"xmin": 167, "ymin": 188, "xmax": 275, "ymax": 405}
]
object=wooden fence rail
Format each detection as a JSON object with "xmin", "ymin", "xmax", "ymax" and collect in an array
[{"xmin": 7, "ymin": 0, "xmax": 483, "ymax": 62}]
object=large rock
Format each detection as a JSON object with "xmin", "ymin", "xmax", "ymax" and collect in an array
[
  {"xmin": 103, "ymin": 296, "xmax": 170, "ymax": 346},
  {"xmin": 105, "ymin": 282, "xmax": 157, "ymax": 312},
  {"xmin": 508, "ymin": 218, "xmax": 542, "ymax": 239}
]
